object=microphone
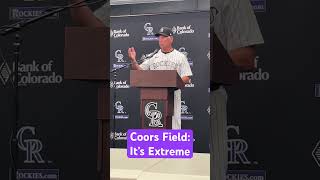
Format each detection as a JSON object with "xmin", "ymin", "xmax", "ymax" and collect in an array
[{"xmin": 141, "ymin": 49, "xmax": 159, "ymax": 61}]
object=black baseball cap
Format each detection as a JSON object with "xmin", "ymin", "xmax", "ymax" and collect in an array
[{"xmin": 155, "ymin": 27, "xmax": 173, "ymax": 37}]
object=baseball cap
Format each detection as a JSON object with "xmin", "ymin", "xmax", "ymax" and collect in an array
[{"xmin": 155, "ymin": 27, "xmax": 173, "ymax": 37}]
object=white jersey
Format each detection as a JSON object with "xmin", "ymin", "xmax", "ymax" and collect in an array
[
  {"xmin": 140, "ymin": 49, "xmax": 193, "ymax": 129},
  {"xmin": 211, "ymin": 0, "xmax": 264, "ymax": 51}
]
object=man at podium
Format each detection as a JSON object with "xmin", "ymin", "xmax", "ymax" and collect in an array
[{"xmin": 128, "ymin": 27, "xmax": 193, "ymax": 130}]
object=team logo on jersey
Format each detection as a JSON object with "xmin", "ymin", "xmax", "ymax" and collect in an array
[
  {"xmin": 142, "ymin": 23, "xmax": 158, "ymax": 41},
  {"xmin": 172, "ymin": 25, "xmax": 195, "ymax": 35},
  {"xmin": 114, "ymin": 101, "xmax": 129, "ymax": 120},
  {"xmin": 145, "ymin": 102, "xmax": 163, "ymax": 128}
]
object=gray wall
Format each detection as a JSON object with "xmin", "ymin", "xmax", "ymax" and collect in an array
[{"xmin": 110, "ymin": 0, "xmax": 209, "ymax": 16}]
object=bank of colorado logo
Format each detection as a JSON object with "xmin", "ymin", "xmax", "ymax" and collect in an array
[
  {"xmin": 239, "ymin": 56, "xmax": 270, "ymax": 81},
  {"xmin": 110, "ymin": 131, "xmax": 127, "ymax": 141},
  {"xmin": 110, "ymin": 80, "xmax": 130, "ymax": 89},
  {"xmin": 110, "ymin": 28, "xmax": 130, "ymax": 39},
  {"xmin": 312, "ymin": 140, "xmax": 320, "ymax": 168},
  {"xmin": 0, "ymin": 61, "xmax": 11, "ymax": 85},
  {"xmin": 172, "ymin": 25, "xmax": 195, "ymax": 35},
  {"xmin": 0, "ymin": 59, "xmax": 63, "ymax": 87}
]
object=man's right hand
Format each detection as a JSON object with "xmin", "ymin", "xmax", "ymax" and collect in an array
[{"xmin": 128, "ymin": 47, "xmax": 137, "ymax": 62}]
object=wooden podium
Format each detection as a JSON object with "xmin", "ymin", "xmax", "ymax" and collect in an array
[
  {"xmin": 64, "ymin": 27, "xmax": 109, "ymax": 180},
  {"xmin": 130, "ymin": 70, "xmax": 185, "ymax": 129}
]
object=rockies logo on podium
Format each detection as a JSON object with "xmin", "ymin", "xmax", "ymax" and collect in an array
[{"xmin": 145, "ymin": 102, "xmax": 163, "ymax": 128}]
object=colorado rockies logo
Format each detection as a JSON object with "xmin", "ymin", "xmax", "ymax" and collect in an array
[
  {"xmin": 144, "ymin": 23, "xmax": 154, "ymax": 36},
  {"xmin": 115, "ymin": 101, "xmax": 125, "ymax": 114},
  {"xmin": 115, "ymin": 50, "xmax": 124, "ymax": 63},
  {"xmin": 145, "ymin": 102, "xmax": 163, "ymax": 128},
  {"xmin": 181, "ymin": 101, "xmax": 190, "ymax": 114},
  {"xmin": 16, "ymin": 126, "xmax": 45, "ymax": 163}
]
